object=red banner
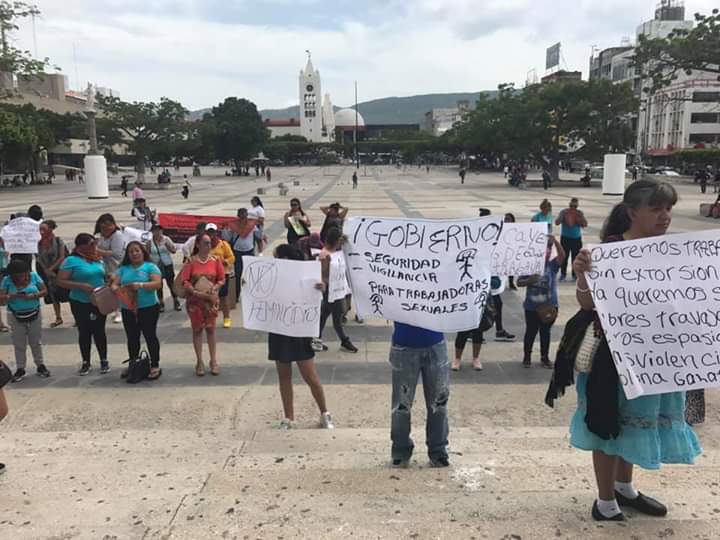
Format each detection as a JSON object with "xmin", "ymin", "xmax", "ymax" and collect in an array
[{"xmin": 158, "ymin": 213, "xmax": 256, "ymax": 243}]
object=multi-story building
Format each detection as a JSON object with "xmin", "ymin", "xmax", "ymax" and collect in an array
[
  {"xmin": 423, "ymin": 101, "xmax": 470, "ymax": 136},
  {"xmin": 298, "ymin": 56, "xmax": 334, "ymax": 143}
]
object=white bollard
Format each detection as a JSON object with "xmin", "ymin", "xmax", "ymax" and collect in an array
[
  {"xmin": 602, "ymin": 154, "xmax": 626, "ymax": 196},
  {"xmin": 84, "ymin": 155, "xmax": 109, "ymax": 199}
]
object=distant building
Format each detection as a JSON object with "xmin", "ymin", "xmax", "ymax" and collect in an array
[
  {"xmin": 541, "ymin": 70, "xmax": 582, "ymax": 84},
  {"xmin": 264, "ymin": 118, "xmax": 302, "ymax": 139},
  {"xmin": 298, "ymin": 56, "xmax": 334, "ymax": 143},
  {"xmin": 334, "ymin": 109, "xmax": 366, "ymax": 144},
  {"xmin": 423, "ymin": 101, "xmax": 470, "ymax": 136}
]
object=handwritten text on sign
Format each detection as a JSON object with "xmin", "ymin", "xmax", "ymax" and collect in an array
[
  {"xmin": 344, "ymin": 216, "xmax": 502, "ymax": 332},
  {"xmin": 241, "ymin": 256, "xmax": 322, "ymax": 338},
  {"xmin": 328, "ymin": 251, "xmax": 351, "ymax": 302},
  {"xmin": 0, "ymin": 217, "xmax": 41, "ymax": 254},
  {"xmin": 491, "ymin": 223, "xmax": 547, "ymax": 276},
  {"xmin": 585, "ymin": 230, "xmax": 720, "ymax": 399}
]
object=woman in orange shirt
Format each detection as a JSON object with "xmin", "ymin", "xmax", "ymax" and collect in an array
[
  {"xmin": 205, "ymin": 223, "xmax": 236, "ymax": 328},
  {"xmin": 180, "ymin": 232, "xmax": 225, "ymax": 376}
]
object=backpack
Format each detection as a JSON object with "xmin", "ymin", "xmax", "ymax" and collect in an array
[{"xmin": 124, "ymin": 350, "xmax": 151, "ymax": 384}]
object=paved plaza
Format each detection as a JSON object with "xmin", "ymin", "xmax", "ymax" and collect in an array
[{"xmin": 0, "ymin": 166, "xmax": 718, "ymax": 539}]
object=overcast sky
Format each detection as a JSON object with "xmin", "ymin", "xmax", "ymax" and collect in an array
[{"xmin": 12, "ymin": 0, "xmax": 718, "ymax": 111}]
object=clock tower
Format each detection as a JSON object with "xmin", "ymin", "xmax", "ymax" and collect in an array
[{"xmin": 299, "ymin": 53, "xmax": 324, "ymax": 142}]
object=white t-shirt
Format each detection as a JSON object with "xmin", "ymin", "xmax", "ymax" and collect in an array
[
  {"xmin": 181, "ymin": 236, "xmax": 196, "ymax": 259},
  {"xmin": 249, "ymin": 206, "xmax": 265, "ymax": 223}
]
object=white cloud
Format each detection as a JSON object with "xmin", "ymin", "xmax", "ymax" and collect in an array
[{"xmin": 11, "ymin": 0, "xmax": 719, "ymax": 111}]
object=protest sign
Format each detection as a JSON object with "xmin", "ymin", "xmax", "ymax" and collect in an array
[
  {"xmin": 344, "ymin": 216, "xmax": 502, "ymax": 332},
  {"xmin": 0, "ymin": 217, "xmax": 41, "ymax": 254},
  {"xmin": 585, "ymin": 229, "xmax": 720, "ymax": 399},
  {"xmin": 491, "ymin": 223, "xmax": 547, "ymax": 276},
  {"xmin": 241, "ymin": 256, "xmax": 322, "ymax": 338},
  {"xmin": 328, "ymin": 251, "xmax": 351, "ymax": 302},
  {"xmin": 121, "ymin": 226, "xmax": 152, "ymax": 245},
  {"xmin": 158, "ymin": 213, "xmax": 254, "ymax": 243}
]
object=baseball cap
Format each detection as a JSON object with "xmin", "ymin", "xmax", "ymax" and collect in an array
[{"xmin": 205, "ymin": 223, "xmax": 218, "ymax": 231}]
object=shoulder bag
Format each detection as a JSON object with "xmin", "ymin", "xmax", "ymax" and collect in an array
[
  {"xmin": 91, "ymin": 286, "xmax": 119, "ymax": 315},
  {"xmin": 124, "ymin": 350, "xmax": 151, "ymax": 384}
]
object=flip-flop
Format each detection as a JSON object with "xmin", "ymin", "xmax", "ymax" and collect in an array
[
  {"xmin": 147, "ymin": 368, "xmax": 162, "ymax": 380},
  {"xmin": 210, "ymin": 364, "xmax": 220, "ymax": 376},
  {"xmin": 50, "ymin": 319, "xmax": 63, "ymax": 328},
  {"xmin": 195, "ymin": 365, "xmax": 205, "ymax": 377}
]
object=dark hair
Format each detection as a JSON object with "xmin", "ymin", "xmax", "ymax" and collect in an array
[
  {"xmin": 191, "ymin": 233, "xmax": 212, "ymax": 255},
  {"xmin": 6, "ymin": 259, "xmax": 30, "ymax": 276},
  {"xmin": 27, "ymin": 205, "xmax": 43, "ymax": 221},
  {"xmin": 121, "ymin": 241, "xmax": 151, "ymax": 266},
  {"xmin": 539, "ymin": 199, "xmax": 551, "ymax": 212},
  {"xmin": 251, "ymin": 196, "xmax": 263, "ymax": 208},
  {"xmin": 290, "ymin": 198, "xmax": 303, "ymax": 212},
  {"xmin": 94, "ymin": 213, "xmax": 117, "ymax": 235},
  {"xmin": 504, "ymin": 213, "xmax": 516, "ymax": 223},
  {"xmin": 72, "ymin": 233, "xmax": 95, "ymax": 252},
  {"xmin": 324, "ymin": 226, "xmax": 345, "ymax": 249},
  {"xmin": 478, "ymin": 208, "xmax": 491, "ymax": 217},
  {"xmin": 195, "ymin": 221, "xmax": 207, "ymax": 233},
  {"xmin": 274, "ymin": 244, "xmax": 305, "ymax": 261},
  {"xmin": 42, "ymin": 219, "xmax": 58, "ymax": 230},
  {"xmin": 151, "ymin": 224, "xmax": 163, "ymax": 232},
  {"xmin": 601, "ymin": 180, "xmax": 678, "ymax": 241},
  {"xmin": 237, "ymin": 208, "xmax": 248, "ymax": 217}
]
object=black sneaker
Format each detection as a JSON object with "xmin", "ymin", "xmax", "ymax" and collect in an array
[
  {"xmin": 99, "ymin": 361, "xmax": 111, "ymax": 374},
  {"xmin": 429, "ymin": 456, "xmax": 450, "ymax": 468},
  {"xmin": 0, "ymin": 462, "xmax": 5, "ymax": 474},
  {"xmin": 522, "ymin": 358, "xmax": 531, "ymax": 368},
  {"xmin": 392, "ymin": 458, "xmax": 410, "ymax": 468},
  {"xmin": 36, "ymin": 365, "xmax": 51, "ymax": 378},
  {"xmin": 11, "ymin": 368, "xmax": 26, "ymax": 383},
  {"xmin": 340, "ymin": 339, "xmax": 358, "ymax": 353},
  {"xmin": 495, "ymin": 330, "xmax": 515, "ymax": 342},
  {"xmin": 541, "ymin": 358, "xmax": 553, "ymax": 369},
  {"xmin": 78, "ymin": 363, "xmax": 91, "ymax": 376},
  {"xmin": 354, "ymin": 315, "xmax": 364, "ymax": 324}
]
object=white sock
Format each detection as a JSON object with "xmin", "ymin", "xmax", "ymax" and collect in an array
[
  {"xmin": 614, "ymin": 480, "xmax": 639, "ymax": 499},
  {"xmin": 596, "ymin": 498, "xmax": 622, "ymax": 518}
]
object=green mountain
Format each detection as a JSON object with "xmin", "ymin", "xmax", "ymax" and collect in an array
[{"xmin": 190, "ymin": 92, "xmax": 492, "ymax": 125}]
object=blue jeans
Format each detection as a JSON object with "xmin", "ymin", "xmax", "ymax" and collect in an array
[{"xmin": 389, "ymin": 341, "xmax": 450, "ymax": 461}]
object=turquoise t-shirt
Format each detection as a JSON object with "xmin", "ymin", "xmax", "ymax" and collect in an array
[
  {"xmin": 115, "ymin": 262, "xmax": 161, "ymax": 309},
  {"xmin": 1, "ymin": 272, "xmax": 43, "ymax": 312},
  {"xmin": 60, "ymin": 255, "xmax": 106, "ymax": 303},
  {"xmin": 532, "ymin": 211, "xmax": 553, "ymax": 233}
]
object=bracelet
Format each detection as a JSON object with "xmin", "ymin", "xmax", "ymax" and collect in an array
[{"xmin": 576, "ymin": 284, "xmax": 590, "ymax": 293}]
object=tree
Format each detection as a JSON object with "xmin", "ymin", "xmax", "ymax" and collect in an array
[
  {"xmin": 633, "ymin": 8, "xmax": 720, "ymax": 94},
  {"xmin": 0, "ymin": 2, "xmax": 55, "ymax": 88},
  {"xmin": 206, "ymin": 97, "xmax": 269, "ymax": 172},
  {"xmin": 97, "ymin": 95, "xmax": 188, "ymax": 181}
]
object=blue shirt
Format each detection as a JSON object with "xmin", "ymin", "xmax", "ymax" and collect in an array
[
  {"xmin": 522, "ymin": 259, "xmax": 560, "ymax": 310},
  {"xmin": 60, "ymin": 255, "xmax": 106, "ymax": 303},
  {"xmin": 115, "ymin": 262, "xmax": 161, "ymax": 309},
  {"xmin": 531, "ymin": 211, "xmax": 553, "ymax": 233},
  {"xmin": 557, "ymin": 208, "xmax": 585, "ymax": 240},
  {"xmin": 1, "ymin": 272, "xmax": 43, "ymax": 312},
  {"xmin": 392, "ymin": 322, "xmax": 444, "ymax": 348}
]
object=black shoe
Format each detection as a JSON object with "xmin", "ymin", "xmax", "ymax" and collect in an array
[
  {"xmin": 78, "ymin": 363, "xmax": 91, "ymax": 376},
  {"xmin": 541, "ymin": 358, "xmax": 553, "ymax": 369},
  {"xmin": 100, "ymin": 361, "xmax": 111, "ymax": 374},
  {"xmin": 340, "ymin": 339, "xmax": 358, "ymax": 353},
  {"xmin": 11, "ymin": 368, "xmax": 26, "ymax": 383},
  {"xmin": 174, "ymin": 299, "xmax": 182, "ymax": 311},
  {"xmin": 522, "ymin": 358, "xmax": 531, "ymax": 368},
  {"xmin": 0, "ymin": 462, "xmax": 5, "ymax": 474},
  {"xmin": 429, "ymin": 456, "xmax": 450, "ymax": 468},
  {"xmin": 615, "ymin": 491, "xmax": 668, "ymax": 517},
  {"xmin": 495, "ymin": 330, "xmax": 515, "ymax": 342},
  {"xmin": 592, "ymin": 500, "xmax": 626, "ymax": 521},
  {"xmin": 392, "ymin": 458, "xmax": 410, "ymax": 468},
  {"xmin": 36, "ymin": 365, "xmax": 51, "ymax": 378},
  {"xmin": 354, "ymin": 315, "xmax": 364, "ymax": 324}
]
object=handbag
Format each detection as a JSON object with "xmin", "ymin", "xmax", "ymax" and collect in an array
[
  {"xmin": 536, "ymin": 304, "xmax": 559, "ymax": 325},
  {"xmin": 11, "ymin": 308, "xmax": 40, "ymax": 323},
  {"xmin": 124, "ymin": 349, "xmax": 151, "ymax": 384},
  {"xmin": 90, "ymin": 286, "xmax": 119, "ymax": 315},
  {"xmin": 0, "ymin": 359, "xmax": 12, "ymax": 388},
  {"xmin": 174, "ymin": 263, "xmax": 190, "ymax": 298},
  {"xmin": 576, "ymin": 325, "xmax": 601, "ymax": 373},
  {"xmin": 478, "ymin": 296, "xmax": 497, "ymax": 332}
]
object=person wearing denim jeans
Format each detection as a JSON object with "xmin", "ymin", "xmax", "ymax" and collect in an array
[{"xmin": 389, "ymin": 322, "xmax": 450, "ymax": 468}]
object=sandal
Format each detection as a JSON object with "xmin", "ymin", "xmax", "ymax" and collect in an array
[
  {"xmin": 0, "ymin": 325, "xmax": 8, "ymax": 333},
  {"xmin": 147, "ymin": 368, "xmax": 162, "ymax": 380},
  {"xmin": 195, "ymin": 364, "xmax": 205, "ymax": 377},
  {"xmin": 50, "ymin": 319, "xmax": 63, "ymax": 328},
  {"xmin": 209, "ymin": 363, "xmax": 220, "ymax": 376}
]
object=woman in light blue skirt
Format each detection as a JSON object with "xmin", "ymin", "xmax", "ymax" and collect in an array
[{"xmin": 571, "ymin": 180, "xmax": 701, "ymax": 522}]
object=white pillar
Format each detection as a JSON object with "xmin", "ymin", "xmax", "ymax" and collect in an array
[
  {"xmin": 84, "ymin": 155, "xmax": 109, "ymax": 199},
  {"xmin": 602, "ymin": 154, "xmax": 626, "ymax": 196}
]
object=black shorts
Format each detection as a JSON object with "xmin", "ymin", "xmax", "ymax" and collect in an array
[
  {"xmin": 219, "ymin": 276, "xmax": 230, "ymax": 298},
  {"xmin": 268, "ymin": 334, "xmax": 315, "ymax": 363}
]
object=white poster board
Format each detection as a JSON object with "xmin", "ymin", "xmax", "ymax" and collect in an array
[
  {"xmin": 0, "ymin": 217, "xmax": 41, "ymax": 254},
  {"xmin": 344, "ymin": 216, "xmax": 502, "ymax": 332},
  {"xmin": 491, "ymin": 222, "xmax": 547, "ymax": 276},
  {"xmin": 121, "ymin": 226, "xmax": 151, "ymax": 245},
  {"xmin": 585, "ymin": 229, "xmax": 720, "ymax": 399},
  {"xmin": 328, "ymin": 251, "xmax": 351, "ymax": 302},
  {"xmin": 241, "ymin": 256, "xmax": 323, "ymax": 338}
]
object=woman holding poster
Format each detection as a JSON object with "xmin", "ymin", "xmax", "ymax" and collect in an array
[
  {"xmin": 283, "ymin": 198, "xmax": 311, "ymax": 245},
  {"xmin": 570, "ymin": 180, "xmax": 701, "ymax": 522}
]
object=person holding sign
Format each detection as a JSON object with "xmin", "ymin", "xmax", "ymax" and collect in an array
[
  {"xmin": 57, "ymin": 234, "xmax": 110, "ymax": 376},
  {"xmin": 267, "ymin": 244, "xmax": 334, "ymax": 430},
  {"xmin": 179, "ymin": 232, "xmax": 225, "ymax": 376},
  {"xmin": 110, "ymin": 242, "xmax": 163, "ymax": 381},
  {"xmin": 284, "ymin": 198, "xmax": 311, "ymax": 245},
  {"xmin": 317, "ymin": 227, "xmax": 358, "ymax": 353},
  {"xmin": 555, "ymin": 198, "xmax": 587, "ymax": 281},
  {"xmin": 570, "ymin": 180, "xmax": 701, "ymax": 522},
  {"xmin": 518, "ymin": 235, "xmax": 564, "ymax": 369}
]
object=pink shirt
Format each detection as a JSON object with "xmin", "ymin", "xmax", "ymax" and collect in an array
[{"xmin": 132, "ymin": 186, "xmax": 144, "ymax": 200}]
